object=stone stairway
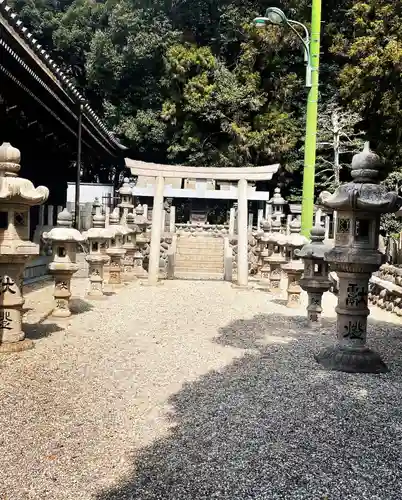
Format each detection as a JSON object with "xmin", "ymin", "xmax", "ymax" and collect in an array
[{"xmin": 174, "ymin": 236, "xmax": 225, "ymax": 280}]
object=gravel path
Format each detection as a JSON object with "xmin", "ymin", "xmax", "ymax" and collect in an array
[{"xmin": 1, "ymin": 280, "xmax": 402, "ymax": 500}]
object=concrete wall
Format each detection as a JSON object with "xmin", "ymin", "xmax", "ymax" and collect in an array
[{"xmin": 67, "ymin": 182, "xmax": 114, "ymax": 204}]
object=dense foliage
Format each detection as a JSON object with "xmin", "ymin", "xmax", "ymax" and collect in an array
[{"xmin": 6, "ymin": 0, "xmax": 402, "ymax": 218}]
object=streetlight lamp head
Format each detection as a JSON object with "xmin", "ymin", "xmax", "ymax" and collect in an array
[
  {"xmin": 265, "ymin": 6, "xmax": 288, "ymax": 25},
  {"xmin": 253, "ymin": 17, "xmax": 268, "ymax": 28}
]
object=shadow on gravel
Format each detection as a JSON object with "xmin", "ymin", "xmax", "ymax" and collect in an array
[
  {"xmin": 70, "ymin": 298, "xmax": 94, "ymax": 314},
  {"xmin": 96, "ymin": 312, "xmax": 402, "ymax": 500},
  {"xmin": 269, "ymin": 298, "xmax": 289, "ymax": 307},
  {"xmin": 23, "ymin": 322, "xmax": 63, "ymax": 340}
]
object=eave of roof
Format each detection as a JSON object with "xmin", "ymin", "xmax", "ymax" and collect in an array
[{"xmin": 0, "ymin": 0, "xmax": 127, "ymax": 157}]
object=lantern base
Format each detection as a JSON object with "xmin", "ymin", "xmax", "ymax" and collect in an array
[
  {"xmin": 315, "ymin": 345, "xmax": 388, "ymax": 374},
  {"xmin": 0, "ymin": 338, "xmax": 34, "ymax": 353}
]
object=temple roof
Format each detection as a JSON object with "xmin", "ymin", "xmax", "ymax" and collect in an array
[{"xmin": 0, "ymin": 0, "xmax": 126, "ymax": 159}]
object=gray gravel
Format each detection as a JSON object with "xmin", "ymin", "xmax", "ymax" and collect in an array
[{"xmin": 1, "ymin": 281, "xmax": 402, "ymax": 500}]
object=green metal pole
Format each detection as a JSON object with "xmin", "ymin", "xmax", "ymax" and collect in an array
[{"xmin": 300, "ymin": 0, "xmax": 322, "ymax": 237}]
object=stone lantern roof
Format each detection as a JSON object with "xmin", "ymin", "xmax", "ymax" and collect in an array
[
  {"xmin": 285, "ymin": 219, "xmax": 309, "ymax": 249},
  {"xmin": 0, "ymin": 142, "xmax": 49, "ymax": 207},
  {"xmin": 271, "ymin": 187, "xmax": 286, "ymax": 206},
  {"xmin": 108, "ymin": 208, "xmax": 130, "ymax": 237},
  {"xmin": 134, "ymin": 204, "xmax": 148, "ymax": 228},
  {"xmin": 319, "ymin": 143, "xmax": 401, "ymax": 213},
  {"xmin": 119, "ymin": 178, "xmax": 132, "ymax": 197},
  {"xmin": 268, "ymin": 220, "xmax": 287, "ymax": 245},
  {"xmin": 297, "ymin": 224, "xmax": 332, "ymax": 260},
  {"xmin": 43, "ymin": 209, "xmax": 85, "ymax": 243}
]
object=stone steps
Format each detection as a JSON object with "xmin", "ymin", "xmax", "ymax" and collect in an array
[
  {"xmin": 173, "ymin": 271, "xmax": 224, "ymax": 280},
  {"xmin": 174, "ymin": 237, "xmax": 224, "ymax": 280},
  {"xmin": 175, "ymin": 262, "xmax": 224, "ymax": 272}
]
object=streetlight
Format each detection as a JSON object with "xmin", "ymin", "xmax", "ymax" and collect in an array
[
  {"xmin": 254, "ymin": 2, "xmax": 323, "ymax": 237},
  {"xmin": 254, "ymin": 8, "xmax": 312, "ymax": 87}
]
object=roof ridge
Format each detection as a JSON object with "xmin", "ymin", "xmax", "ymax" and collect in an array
[{"xmin": 0, "ymin": 0, "xmax": 125, "ymax": 150}]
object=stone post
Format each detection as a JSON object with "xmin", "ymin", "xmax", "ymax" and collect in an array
[
  {"xmin": 148, "ymin": 176, "xmax": 165, "ymax": 285},
  {"xmin": 281, "ymin": 219, "xmax": 308, "ymax": 307},
  {"xmin": 47, "ymin": 205, "xmax": 54, "ymax": 226},
  {"xmin": 297, "ymin": 224, "xmax": 332, "ymax": 325},
  {"xmin": 236, "ymin": 178, "xmax": 248, "ymax": 287},
  {"xmin": 106, "ymin": 208, "xmax": 128, "ymax": 286},
  {"xmin": 324, "ymin": 215, "xmax": 330, "ymax": 239},
  {"xmin": 0, "ymin": 143, "xmax": 49, "ymax": 352},
  {"xmin": 315, "ymin": 144, "xmax": 402, "ymax": 373},
  {"xmin": 257, "ymin": 208, "xmax": 264, "ymax": 229},
  {"xmin": 44, "ymin": 209, "xmax": 85, "ymax": 318},
  {"xmin": 258, "ymin": 220, "xmax": 272, "ymax": 291},
  {"xmin": 264, "ymin": 200, "xmax": 271, "ymax": 219},
  {"xmin": 143, "ymin": 204, "xmax": 148, "ymax": 220},
  {"xmin": 314, "ymin": 208, "xmax": 322, "ymax": 225},
  {"xmin": 39, "ymin": 205, "xmax": 45, "ymax": 227},
  {"xmin": 169, "ymin": 206, "xmax": 176, "ymax": 233},
  {"xmin": 229, "ymin": 207, "xmax": 236, "ymax": 236},
  {"xmin": 248, "ymin": 212, "xmax": 254, "ymax": 231},
  {"xmin": 286, "ymin": 214, "xmax": 292, "ymax": 235}
]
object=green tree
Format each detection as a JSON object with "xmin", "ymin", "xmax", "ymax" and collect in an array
[{"xmin": 332, "ymin": 0, "xmax": 402, "ymax": 163}]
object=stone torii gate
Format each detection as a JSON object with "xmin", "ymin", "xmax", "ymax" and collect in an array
[{"xmin": 125, "ymin": 159, "xmax": 280, "ymax": 286}]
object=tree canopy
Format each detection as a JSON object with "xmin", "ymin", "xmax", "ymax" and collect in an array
[{"xmin": 6, "ymin": 0, "xmax": 402, "ymax": 205}]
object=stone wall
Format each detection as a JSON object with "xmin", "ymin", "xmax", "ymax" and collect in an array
[
  {"xmin": 175, "ymin": 223, "xmax": 229, "ymax": 237},
  {"xmin": 369, "ymin": 264, "xmax": 402, "ymax": 316},
  {"xmin": 229, "ymin": 234, "xmax": 259, "ymax": 276},
  {"xmin": 140, "ymin": 233, "xmax": 174, "ymax": 277}
]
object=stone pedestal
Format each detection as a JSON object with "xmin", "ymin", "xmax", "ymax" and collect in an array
[
  {"xmin": 86, "ymin": 255, "xmax": 107, "ymax": 299},
  {"xmin": 0, "ymin": 259, "xmax": 31, "ymax": 352},
  {"xmin": 107, "ymin": 249, "xmax": 125, "ymax": 285},
  {"xmin": 315, "ymin": 144, "xmax": 402, "ymax": 373},
  {"xmin": 259, "ymin": 253, "xmax": 271, "ymax": 291},
  {"xmin": 50, "ymin": 272, "xmax": 75, "ymax": 317},
  {"xmin": 283, "ymin": 264, "xmax": 304, "ymax": 307},
  {"xmin": 0, "ymin": 142, "xmax": 49, "ymax": 352}
]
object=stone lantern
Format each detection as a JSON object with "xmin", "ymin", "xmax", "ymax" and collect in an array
[
  {"xmin": 43, "ymin": 209, "xmax": 85, "ymax": 318},
  {"xmin": 133, "ymin": 204, "xmax": 149, "ymax": 278},
  {"xmin": 270, "ymin": 187, "xmax": 286, "ymax": 223},
  {"xmin": 315, "ymin": 143, "xmax": 402, "ymax": 373},
  {"xmin": 297, "ymin": 224, "xmax": 332, "ymax": 324},
  {"xmin": 0, "ymin": 142, "xmax": 49, "ymax": 352},
  {"xmin": 118, "ymin": 177, "xmax": 134, "ymax": 224},
  {"xmin": 107, "ymin": 207, "xmax": 129, "ymax": 285},
  {"xmin": 82, "ymin": 206, "xmax": 113, "ymax": 299},
  {"xmin": 122, "ymin": 212, "xmax": 138, "ymax": 280},
  {"xmin": 266, "ymin": 219, "xmax": 287, "ymax": 293},
  {"xmin": 281, "ymin": 219, "xmax": 308, "ymax": 307},
  {"xmin": 258, "ymin": 219, "xmax": 273, "ymax": 290}
]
